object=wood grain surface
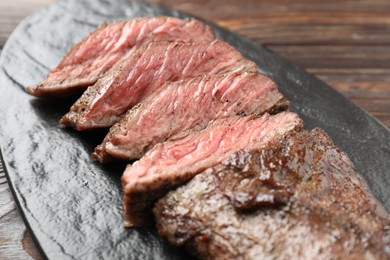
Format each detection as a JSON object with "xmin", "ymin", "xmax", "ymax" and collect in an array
[{"xmin": 0, "ymin": 0, "xmax": 389, "ymax": 259}]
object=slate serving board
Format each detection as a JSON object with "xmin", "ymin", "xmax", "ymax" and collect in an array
[{"xmin": 0, "ymin": 0, "xmax": 389, "ymax": 259}]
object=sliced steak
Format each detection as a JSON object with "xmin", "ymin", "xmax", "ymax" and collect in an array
[
  {"xmin": 154, "ymin": 128, "xmax": 390, "ymax": 260},
  {"xmin": 93, "ymin": 72, "xmax": 289, "ymax": 162},
  {"xmin": 60, "ymin": 39, "xmax": 258, "ymax": 130},
  {"xmin": 122, "ymin": 112, "xmax": 302, "ymax": 226},
  {"xmin": 26, "ymin": 17, "xmax": 214, "ymax": 97}
]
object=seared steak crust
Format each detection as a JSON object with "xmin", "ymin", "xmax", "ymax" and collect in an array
[
  {"xmin": 122, "ymin": 112, "xmax": 302, "ymax": 226},
  {"xmin": 93, "ymin": 72, "xmax": 289, "ymax": 162},
  {"xmin": 27, "ymin": 17, "xmax": 214, "ymax": 97},
  {"xmin": 154, "ymin": 128, "xmax": 390, "ymax": 259}
]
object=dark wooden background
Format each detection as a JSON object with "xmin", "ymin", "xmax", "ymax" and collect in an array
[{"xmin": 1, "ymin": 0, "xmax": 389, "ymax": 259}]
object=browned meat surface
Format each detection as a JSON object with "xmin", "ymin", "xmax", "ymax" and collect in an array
[
  {"xmin": 60, "ymin": 39, "xmax": 258, "ymax": 130},
  {"xmin": 122, "ymin": 112, "xmax": 302, "ymax": 226},
  {"xmin": 93, "ymin": 72, "xmax": 289, "ymax": 162},
  {"xmin": 154, "ymin": 128, "xmax": 390, "ymax": 260},
  {"xmin": 26, "ymin": 17, "xmax": 214, "ymax": 97}
]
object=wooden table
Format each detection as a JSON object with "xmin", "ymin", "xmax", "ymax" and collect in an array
[{"xmin": 1, "ymin": 0, "xmax": 389, "ymax": 259}]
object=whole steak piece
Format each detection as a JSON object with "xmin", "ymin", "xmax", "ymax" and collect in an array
[
  {"xmin": 93, "ymin": 72, "xmax": 289, "ymax": 162},
  {"xmin": 154, "ymin": 128, "xmax": 390, "ymax": 260},
  {"xmin": 60, "ymin": 39, "xmax": 258, "ymax": 130},
  {"xmin": 26, "ymin": 17, "xmax": 214, "ymax": 97},
  {"xmin": 122, "ymin": 112, "xmax": 302, "ymax": 226}
]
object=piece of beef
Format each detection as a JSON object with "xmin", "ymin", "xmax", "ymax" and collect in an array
[
  {"xmin": 122, "ymin": 112, "xmax": 302, "ymax": 226},
  {"xmin": 26, "ymin": 17, "xmax": 214, "ymax": 97},
  {"xmin": 60, "ymin": 39, "xmax": 258, "ymax": 130},
  {"xmin": 93, "ymin": 72, "xmax": 289, "ymax": 162},
  {"xmin": 154, "ymin": 128, "xmax": 390, "ymax": 260}
]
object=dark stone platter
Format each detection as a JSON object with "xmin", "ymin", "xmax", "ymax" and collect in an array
[{"xmin": 0, "ymin": 0, "xmax": 389, "ymax": 259}]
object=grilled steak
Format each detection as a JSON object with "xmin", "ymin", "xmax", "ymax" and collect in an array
[
  {"xmin": 93, "ymin": 72, "xmax": 289, "ymax": 162},
  {"xmin": 154, "ymin": 128, "xmax": 390, "ymax": 259},
  {"xmin": 60, "ymin": 39, "xmax": 258, "ymax": 130},
  {"xmin": 122, "ymin": 112, "xmax": 302, "ymax": 226},
  {"xmin": 26, "ymin": 17, "xmax": 214, "ymax": 97}
]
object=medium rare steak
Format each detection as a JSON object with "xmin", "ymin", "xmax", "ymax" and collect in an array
[
  {"xmin": 122, "ymin": 112, "xmax": 302, "ymax": 226},
  {"xmin": 93, "ymin": 72, "xmax": 289, "ymax": 162},
  {"xmin": 60, "ymin": 39, "xmax": 258, "ymax": 130},
  {"xmin": 26, "ymin": 17, "xmax": 214, "ymax": 97},
  {"xmin": 154, "ymin": 128, "xmax": 390, "ymax": 259}
]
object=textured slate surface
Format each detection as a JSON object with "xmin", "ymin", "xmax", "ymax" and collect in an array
[{"xmin": 0, "ymin": 0, "xmax": 389, "ymax": 259}]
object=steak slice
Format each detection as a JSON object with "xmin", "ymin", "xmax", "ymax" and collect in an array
[
  {"xmin": 60, "ymin": 39, "xmax": 258, "ymax": 130},
  {"xmin": 122, "ymin": 112, "xmax": 302, "ymax": 226},
  {"xmin": 93, "ymin": 72, "xmax": 289, "ymax": 162},
  {"xmin": 154, "ymin": 128, "xmax": 390, "ymax": 260},
  {"xmin": 26, "ymin": 17, "xmax": 214, "ymax": 97}
]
